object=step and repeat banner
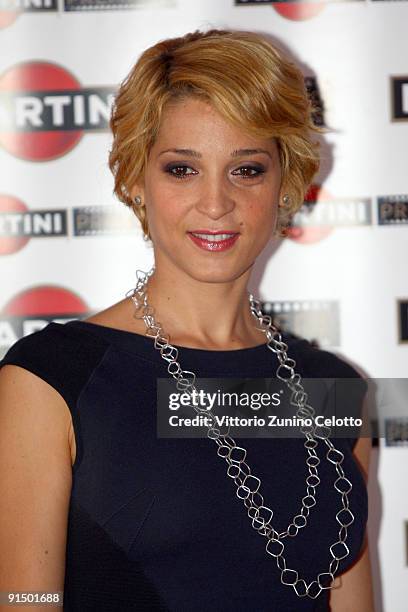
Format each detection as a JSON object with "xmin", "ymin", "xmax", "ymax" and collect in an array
[{"xmin": 1, "ymin": 1, "xmax": 407, "ymax": 609}]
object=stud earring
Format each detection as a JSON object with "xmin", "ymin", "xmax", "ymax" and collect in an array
[
  {"xmin": 134, "ymin": 195, "xmax": 142, "ymax": 206},
  {"xmin": 282, "ymin": 194, "xmax": 290, "ymax": 205}
]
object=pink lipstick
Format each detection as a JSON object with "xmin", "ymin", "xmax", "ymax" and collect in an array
[{"xmin": 187, "ymin": 230, "xmax": 240, "ymax": 252}]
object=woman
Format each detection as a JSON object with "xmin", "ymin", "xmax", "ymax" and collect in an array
[{"xmin": 0, "ymin": 29, "xmax": 374, "ymax": 611}]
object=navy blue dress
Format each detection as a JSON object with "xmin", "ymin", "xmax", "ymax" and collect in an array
[{"xmin": 0, "ymin": 320, "xmax": 368, "ymax": 611}]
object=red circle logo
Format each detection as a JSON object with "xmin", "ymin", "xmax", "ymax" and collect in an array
[
  {"xmin": 0, "ymin": 61, "xmax": 83, "ymax": 161},
  {"xmin": 0, "ymin": 11, "xmax": 20, "ymax": 29},
  {"xmin": 273, "ymin": 2, "xmax": 325, "ymax": 21},
  {"xmin": 287, "ymin": 184, "xmax": 334, "ymax": 244},
  {"xmin": 2, "ymin": 285, "xmax": 88, "ymax": 318}
]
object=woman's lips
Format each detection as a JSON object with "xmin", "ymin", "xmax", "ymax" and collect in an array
[{"xmin": 187, "ymin": 232, "xmax": 240, "ymax": 252}]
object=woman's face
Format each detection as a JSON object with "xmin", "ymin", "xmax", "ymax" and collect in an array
[{"xmin": 132, "ymin": 97, "xmax": 282, "ymax": 283}]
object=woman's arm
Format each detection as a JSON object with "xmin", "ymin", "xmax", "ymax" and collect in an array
[
  {"xmin": 329, "ymin": 394, "xmax": 375, "ymax": 612},
  {"xmin": 0, "ymin": 365, "xmax": 73, "ymax": 611}
]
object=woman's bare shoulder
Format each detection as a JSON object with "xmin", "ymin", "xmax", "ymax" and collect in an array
[
  {"xmin": 0, "ymin": 363, "xmax": 72, "ymax": 591},
  {"xmin": 0, "ymin": 318, "xmax": 113, "ymax": 470},
  {"xmin": 0, "ymin": 363, "xmax": 75, "ymax": 467}
]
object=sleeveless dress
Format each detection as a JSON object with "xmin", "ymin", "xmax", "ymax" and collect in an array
[{"xmin": 0, "ymin": 319, "xmax": 368, "ymax": 612}]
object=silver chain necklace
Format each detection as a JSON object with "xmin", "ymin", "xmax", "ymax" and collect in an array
[{"xmin": 125, "ymin": 267, "xmax": 355, "ymax": 600}]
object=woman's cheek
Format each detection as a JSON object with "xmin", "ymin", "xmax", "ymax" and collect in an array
[{"xmin": 247, "ymin": 200, "xmax": 277, "ymax": 227}]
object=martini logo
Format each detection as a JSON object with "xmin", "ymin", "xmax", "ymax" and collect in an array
[
  {"xmin": 0, "ymin": 286, "xmax": 89, "ymax": 353},
  {"xmin": 234, "ymin": 0, "xmax": 363, "ymax": 22},
  {"xmin": 73, "ymin": 205, "xmax": 139, "ymax": 236},
  {"xmin": 261, "ymin": 299, "xmax": 340, "ymax": 347},
  {"xmin": 0, "ymin": 61, "xmax": 115, "ymax": 161},
  {"xmin": 378, "ymin": 195, "xmax": 408, "ymax": 225},
  {"xmin": 0, "ymin": 0, "xmax": 56, "ymax": 30},
  {"xmin": 0, "ymin": 198, "xmax": 140, "ymax": 256},
  {"xmin": 391, "ymin": 76, "xmax": 408, "ymax": 121},
  {"xmin": 397, "ymin": 299, "xmax": 408, "ymax": 344},
  {"xmin": 287, "ymin": 185, "xmax": 372, "ymax": 244},
  {"xmin": 0, "ymin": 195, "xmax": 67, "ymax": 255},
  {"xmin": 64, "ymin": 0, "xmax": 176, "ymax": 11}
]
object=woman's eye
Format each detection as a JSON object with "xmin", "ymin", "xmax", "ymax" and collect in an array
[
  {"xmin": 166, "ymin": 165, "xmax": 196, "ymax": 179},
  {"xmin": 232, "ymin": 166, "xmax": 265, "ymax": 179}
]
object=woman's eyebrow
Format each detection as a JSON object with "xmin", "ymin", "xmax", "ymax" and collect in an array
[
  {"xmin": 159, "ymin": 148, "xmax": 202, "ymax": 158},
  {"xmin": 158, "ymin": 148, "xmax": 272, "ymax": 159},
  {"xmin": 231, "ymin": 148, "xmax": 272, "ymax": 159}
]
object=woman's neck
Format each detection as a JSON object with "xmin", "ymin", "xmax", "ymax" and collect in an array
[{"xmin": 141, "ymin": 268, "xmax": 265, "ymax": 350}]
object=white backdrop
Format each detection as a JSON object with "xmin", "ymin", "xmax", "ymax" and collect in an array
[{"xmin": 1, "ymin": 1, "xmax": 407, "ymax": 609}]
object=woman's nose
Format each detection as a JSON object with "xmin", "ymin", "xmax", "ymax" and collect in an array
[{"xmin": 194, "ymin": 179, "xmax": 236, "ymax": 220}]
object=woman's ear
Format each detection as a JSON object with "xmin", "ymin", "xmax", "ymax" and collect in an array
[{"xmin": 129, "ymin": 184, "xmax": 145, "ymax": 211}]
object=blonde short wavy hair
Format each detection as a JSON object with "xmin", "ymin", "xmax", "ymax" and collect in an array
[{"xmin": 109, "ymin": 28, "xmax": 321, "ymax": 239}]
